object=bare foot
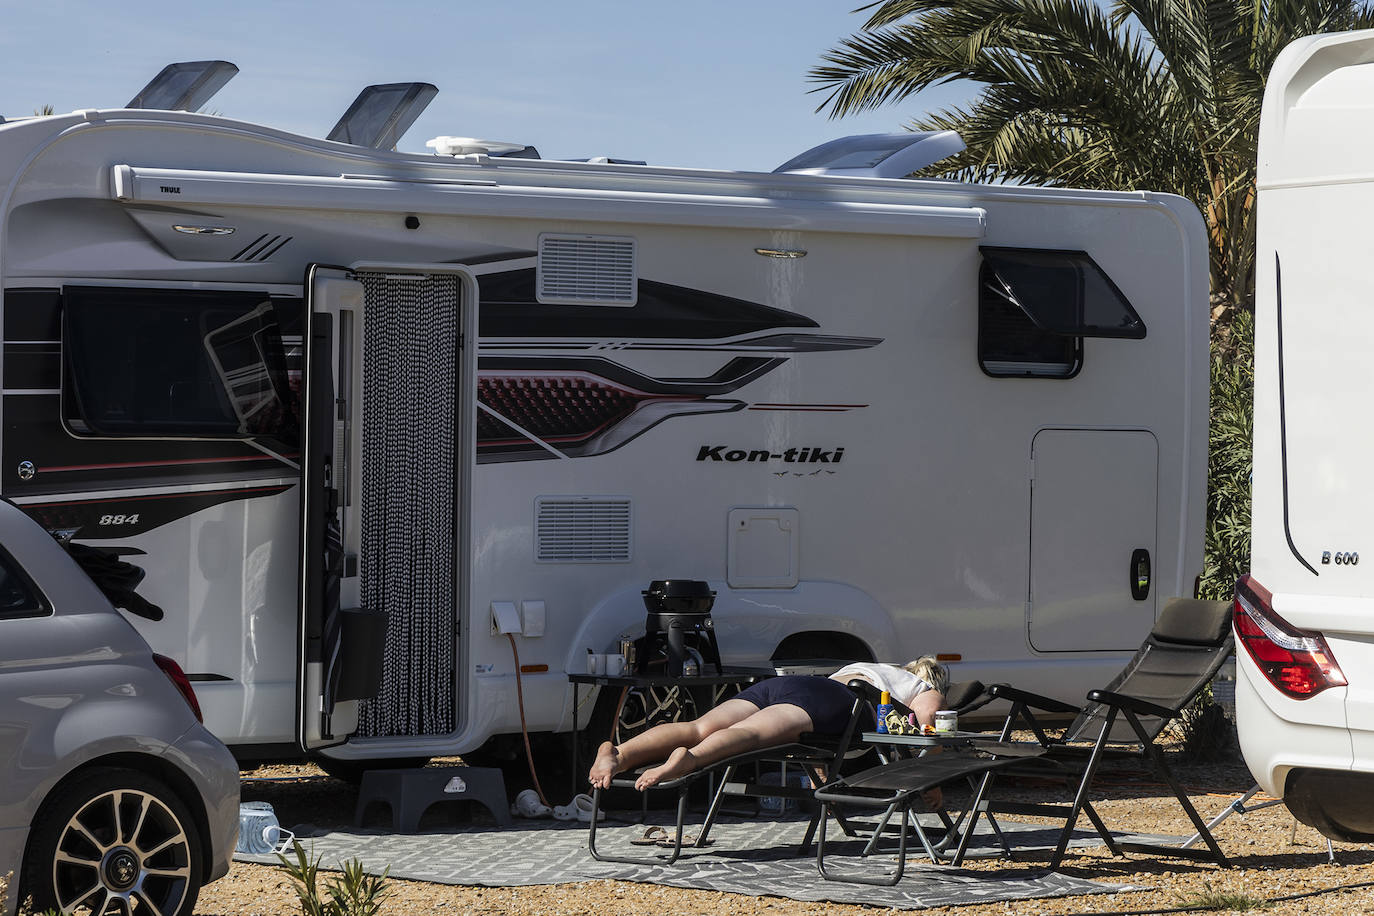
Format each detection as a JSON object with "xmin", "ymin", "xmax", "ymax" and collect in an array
[
  {"xmin": 588, "ymin": 741, "xmax": 621, "ymax": 789},
  {"xmin": 635, "ymin": 746, "xmax": 698, "ymax": 791}
]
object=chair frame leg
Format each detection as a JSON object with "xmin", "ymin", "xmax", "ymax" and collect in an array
[
  {"xmin": 1125, "ymin": 709, "xmax": 1230, "ymax": 866},
  {"xmin": 816, "ymin": 798, "xmax": 911, "ymax": 886},
  {"xmin": 587, "ymin": 785, "xmax": 692, "ymax": 866},
  {"xmin": 1047, "ymin": 709, "xmax": 1124, "ymax": 869},
  {"xmin": 1045, "ymin": 706, "xmax": 1230, "ymax": 870}
]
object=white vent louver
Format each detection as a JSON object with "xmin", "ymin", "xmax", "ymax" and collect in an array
[
  {"xmin": 537, "ymin": 497, "xmax": 632, "ymax": 563},
  {"xmin": 537, "ymin": 234, "xmax": 637, "ymax": 306}
]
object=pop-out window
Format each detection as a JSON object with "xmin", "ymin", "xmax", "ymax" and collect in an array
[
  {"xmin": 978, "ymin": 247, "xmax": 1145, "ymax": 379},
  {"xmin": 62, "ymin": 286, "xmax": 297, "ymax": 442}
]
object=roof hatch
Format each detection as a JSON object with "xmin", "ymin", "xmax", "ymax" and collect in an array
[
  {"xmin": 328, "ymin": 82, "xmax": 438, "ymax": 150},
  {"xmin": 774, "ymin": 131, "xmax": 965, "ymax": 178},
  {"xmin": 126, "ymin": 60, "xmax": 239, "ymax": 111}
]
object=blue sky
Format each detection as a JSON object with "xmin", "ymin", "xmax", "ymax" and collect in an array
[{"xmin": 0, "ymin": 0, "xmax": 967, "ymax": 172}]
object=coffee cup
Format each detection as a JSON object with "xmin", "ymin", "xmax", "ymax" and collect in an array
[
  {"xmin": 586, "ymin": 653, "xmax": 604, "ymax": 676},
  {"xmin": 605, "ymin": 654, "xmax": 626, "ymax": 676}
]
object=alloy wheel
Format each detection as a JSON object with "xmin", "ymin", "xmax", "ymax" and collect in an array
[{"xmin": 50, "ymin": 787, "xmax": 194, "ymax": 916}]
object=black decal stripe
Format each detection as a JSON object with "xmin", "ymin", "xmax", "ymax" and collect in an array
[
  {"xmin": 1275, "ymin": 254, "xmax": 1318, "ymax": 577},
  {"xmin": 477, "ymin": 269, "xmax": 819, "ymax": 340},
  {"xmin": 41, "ymin": 453, "xmax": 296, "ymax": 474},
  {"xmin": 3, "ymin": 289, "xmax": 61, "ymax": 340},
  {"xmin": 2, "ymin": 394, "xmax": 295, "ymax": 495},
  {"xmin": 3, "ymin": 344, "xmax": 62, "ymax": 389},
  {"xmin": 20, "ymin": 483, "xmax": 292, "ymax": 538},
  {"xmin": 460, "ymin": 249, "xmax": 537, "ymax": 266}
]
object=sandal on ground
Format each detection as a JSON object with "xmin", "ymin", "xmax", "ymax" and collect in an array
[
  {"xmin": 661, "ymin": 831, "xmax": 710, "ymax": 848},
  {"xmin": 631, "ymin": 825, "xmax": 669, "ymax": 846}
]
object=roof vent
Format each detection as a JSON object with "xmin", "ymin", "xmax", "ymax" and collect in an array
[
  {"xmin": 537, "ymin": 496, "xmax": 632, "ymax": 563},
  {"xmin": 774, "ymin": 131, "xmax": 965, "ymax": 178},
  {"xmin": 537, "ymin": 234, "xmax": 637, "ymax": 306},
  {"xmin": 126, "ymin": 60, "xmax": 239, "ymax": 111},
  {"xmin": 328, "ymin": 82, "xmax": 438, "ymax": 150},
  {"xmin": 426, "ymin": 136, "xmax": 539, "ymax": 157}
]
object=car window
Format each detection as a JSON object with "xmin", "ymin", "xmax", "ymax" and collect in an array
[{"xmin": 0, "ymin": 548, "xmax": 48, "ymax": 619}]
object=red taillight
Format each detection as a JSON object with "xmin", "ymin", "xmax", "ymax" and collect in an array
[
  {"xmin": 1233, "ymin": 575, "xmax": 1347, "ymax": 699},
  {"xmin": 153, "ymin": 653, "xmax": 204, "ymax": 723}
]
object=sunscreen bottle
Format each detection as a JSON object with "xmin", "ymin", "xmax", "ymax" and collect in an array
[{"xmin": 875, "ymin": 690, "xmax": 893, "ymax": 734}]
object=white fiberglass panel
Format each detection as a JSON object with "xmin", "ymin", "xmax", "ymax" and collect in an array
[
  {"xmin": 1253, "ymin": 181, "xmax": 1374, "ymax": 608},
  {"xmin": 1028, "ymin": 429, "xmax": 1158, "ymax": 652}
]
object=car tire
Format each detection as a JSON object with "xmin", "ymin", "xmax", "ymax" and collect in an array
[{"xmin": 23, "ymin": 766, "xmax": 204, "ymax": 916}]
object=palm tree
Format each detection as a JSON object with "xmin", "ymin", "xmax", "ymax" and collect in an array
[{"xmin": 811, "ymin": 0, "xmax": 1374, "ymax": 322}]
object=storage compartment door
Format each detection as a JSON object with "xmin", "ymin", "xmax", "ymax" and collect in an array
[{"xmin": 1028, "ymin": 429, "xmax": 1158, "ymax": 652}]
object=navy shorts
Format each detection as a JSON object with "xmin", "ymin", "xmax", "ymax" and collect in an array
[{"xmin": 733, "ymin": 675, "xmax": 856, "ymax": 735}]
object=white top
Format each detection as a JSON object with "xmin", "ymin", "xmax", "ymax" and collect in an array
[{"xmin": 830, "ymin": 663, "xmax": 936, "ymax": 708}]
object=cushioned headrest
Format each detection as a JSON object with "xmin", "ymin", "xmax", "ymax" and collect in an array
[
  {"xmin": 1151, "ymin": 598, "xmax": 1232, "ymax": 646},
  {"xmin": 943, "ymin": 680, "xmax": 988, "ymax": 712}
]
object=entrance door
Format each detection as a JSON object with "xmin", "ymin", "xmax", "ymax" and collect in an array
[
  {"xmin": 1028, "ymin": 429, "xmax": 1158, "ymax": 652},
  {"xmin": 297, "ymin": 263, "xmax": 473, "ymax": 751}
]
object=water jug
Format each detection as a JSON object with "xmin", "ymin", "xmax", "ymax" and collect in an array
[{"xmin": 236, "ymin": 801, "xmax": 292, "ymax": 855}]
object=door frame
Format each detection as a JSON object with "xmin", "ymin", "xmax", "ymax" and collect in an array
[{"xmin": 296, "ymin": 261, "xmax": 478, "ymax": 753}]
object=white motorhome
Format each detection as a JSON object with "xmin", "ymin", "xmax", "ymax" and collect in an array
[
  {"xmin": 0, "ymin": 63, "xmax": 1208, "ymax": 766},
  {"xmin": 1239, "ymin": 28, "xmax": 1374, "ymax": 841}
]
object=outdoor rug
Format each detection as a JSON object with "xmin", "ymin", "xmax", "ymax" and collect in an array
[{"xmin": 237, "ymin": 811, "xmax": 1163, "ymax": 909}]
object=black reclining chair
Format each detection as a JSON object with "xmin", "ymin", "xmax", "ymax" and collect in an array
[
  {"xmin": 587, "ymin": 676, "xmax": 987, "ymax": 865},
  {"xmin": 814, "ymin": 598, "xmax": 1235, "ymax": 882}
]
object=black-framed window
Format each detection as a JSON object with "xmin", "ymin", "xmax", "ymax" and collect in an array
[
  {"xmin": 62, "ymin": 286, "xmax": 298, "ymax": 443},
  {"xmin": 978, "ymin": 247, "xmax": 1145, "ymax": 379},
  {"xmin": 0, "ymin": 547, "xmax": 49, "ymax": 620}
]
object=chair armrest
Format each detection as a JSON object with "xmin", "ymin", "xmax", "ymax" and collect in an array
[
  {"xmin": 988, "ymin": 683, "xmax": 1080, "ymax": 714},
  {"xmin": 846, "ymin": 678, "xmax": 910, "ymax": 717},
  {"xmin": 1086, "ymin": 689, "xmax": 1177, "ymax": 720},
  {"xmin": 846, "ymin": 679, "xmax": 882, "ymax": 703}
]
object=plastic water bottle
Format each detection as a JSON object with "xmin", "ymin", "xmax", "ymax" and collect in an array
[
  {"xmin": 236, "ymin": 801, "xmax": 286, "ymax": 855},
  {"xmin": 875, "ymin": 690, "xmax": 893, "ymax": 734}
]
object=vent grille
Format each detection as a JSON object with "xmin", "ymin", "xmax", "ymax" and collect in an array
[
  {"xmin": 537, "ymin": 234, "xmax": 636, "ymax": 305},
  {"xmin": 537, "ymin": 497, "xmax": 632, "ymax": 562}
]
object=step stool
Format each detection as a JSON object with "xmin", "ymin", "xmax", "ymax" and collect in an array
[{"xmin": 354, "ymin": 766, "xmax": 512, "ymax": 832}]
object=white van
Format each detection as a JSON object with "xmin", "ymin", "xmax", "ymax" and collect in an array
[{"xmin": 1240, "ymin": 28, "xmax": 1374, "ymax": 840}]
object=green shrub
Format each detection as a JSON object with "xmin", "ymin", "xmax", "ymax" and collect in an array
[
  {"xmin": 1200, "ymin": 309, "xmax": 1254, "ymax": 602},
  {"xmin": 278, "ymin": 839, "xmax": 392, "ymax": 916}
]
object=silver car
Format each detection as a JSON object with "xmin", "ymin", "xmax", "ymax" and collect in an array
[{"xmin": 0, "ymin": 500, "xmax": 239, "ymax": 916}]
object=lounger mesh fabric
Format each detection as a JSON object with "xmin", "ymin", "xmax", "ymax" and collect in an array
[
  {"xmin": 1061, "ymin": 597, "xmax": 1233, "ymax": 744},
  {"xmin": 355, "ymin": 271, "xmax": 459, "ymax": 737}
]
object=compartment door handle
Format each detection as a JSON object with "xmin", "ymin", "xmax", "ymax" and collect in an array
[{"xmin": 1130, "ymin": 548, "xmax": 1151, "ymax": 601}]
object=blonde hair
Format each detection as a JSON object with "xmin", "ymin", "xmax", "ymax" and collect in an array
[{"xmin": 904, "ymin": 656, "xmax": 949, "ymax": 694}]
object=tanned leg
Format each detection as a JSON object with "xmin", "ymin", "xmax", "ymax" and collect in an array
[
  {"xmin": 588, "ymin": 698, "xmax": 761, "ymax": 789},
  {"xmin": 634, "ymin": 703, "xmax": 815, "ymax": 790}
]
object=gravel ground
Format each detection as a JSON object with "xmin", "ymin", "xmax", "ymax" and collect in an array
[{"xmin": 194, "ymin": 752, "xmax": 1374, "ymax": 916}]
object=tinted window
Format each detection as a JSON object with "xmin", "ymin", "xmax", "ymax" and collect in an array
[
  {"xmin": 979, "ymin": 260, "xmax": 1081, "ymax": 378},
  {"xmin": 0, "ymin": 548, "xmax": 47, "ymax": 619},
  {"xmin": 980, "ymin": 247, "xmax": 1145, "ymax": 339},
  {"xmin": 978, "ymin": 248, "xmax": 1146, "ymax": 379},
  {"xmin": 63, "ymin": 287, "xmax": 297, "ymax": 442}
]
